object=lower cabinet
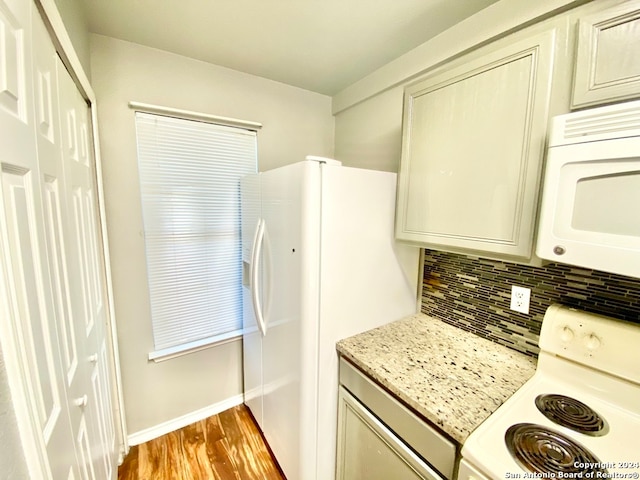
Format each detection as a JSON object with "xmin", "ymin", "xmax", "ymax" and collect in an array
[
  {"xmin": 337, "ymin": 387, "xmax": 441, "ymax": 480},
  {"xmin": 336, "ymin": 358, "xmax": 456, "ymax": 480}
]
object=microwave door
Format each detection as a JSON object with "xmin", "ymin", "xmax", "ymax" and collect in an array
[{"xmin": 536, "ymin": 137, "xmax": 640, "ymax": 278}]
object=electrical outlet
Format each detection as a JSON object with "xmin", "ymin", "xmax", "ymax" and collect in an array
[{"xmin": 510, "ymin": 285, "xmax": 531, "ymax": 314}]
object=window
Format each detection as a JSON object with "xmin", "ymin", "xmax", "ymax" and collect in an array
[{"xmin": 134, "ymin": 108, "xmax": 258, "ymax": 360}]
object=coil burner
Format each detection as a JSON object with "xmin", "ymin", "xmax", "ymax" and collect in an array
[
  {"xmin": 505, "ymin": 423, "xmax": 609, "ymax": 476},
  {"xmin": 535, "ymin": 394, "xmax": 608, "ymax": 436},
  {"xmin": 460, "ymin": 306, "xmax": 640, "ymax": 480}
]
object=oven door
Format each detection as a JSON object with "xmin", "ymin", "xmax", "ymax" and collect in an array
[{"xmin": 536, "ymin": 135, "xmax": 640, "ymax": 278}]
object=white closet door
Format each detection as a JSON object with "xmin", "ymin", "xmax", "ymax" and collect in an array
[
  {"xmin": 31, "ymin": 7, "xmax": 91, "ymax": 480},
  {"xmin": 1, "ymin": 1, "xmax": 118, "ymax": 479},
  {"xmin": 57, "ymin": 53, "xmax": 116, "ymax": 480},
  {"xmin": 32, "ymin": 7, "xmax": 104, "ymax": 479},
  {"xmin": 0, "ymin": 0, "xmax": 79, "ymax": 478}
]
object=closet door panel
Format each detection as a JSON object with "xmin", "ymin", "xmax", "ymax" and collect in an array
[
  {"xmin": 1, "ymin": 167, "xmax": 64, "ymax": 452},
  {"xmin": 32, "ymin": 0, "xmax": 80, "ymax": 401},
  {"xmin": 32, "ymin": 8, "xmax": 89, "ymax": 478},
  {"xmin": 0, "ymin": 0, "xmax": 33, "ymax": 158},
  {"xmin": 57, "ymin": 54, "xmax": 116, "ymax": 479},
  {"xmin": 0, "ymin": 3, "xmax": 79, "ymax": 479},
  {"xmin": 1, "ymin": 3, "xmax": 117, "ymax": 478}
]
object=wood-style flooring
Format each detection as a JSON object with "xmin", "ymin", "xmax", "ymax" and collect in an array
[{"xmin": 118, "ymin": 405, "xmax": 285, "ymax": 480}]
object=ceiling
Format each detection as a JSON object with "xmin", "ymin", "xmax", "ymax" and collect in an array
[{"xmin": 81, "ymin": 0, "xmax": 500, "ymax": 95}]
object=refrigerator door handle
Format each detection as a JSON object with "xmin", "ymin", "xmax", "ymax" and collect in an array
[{"xmin": 250, "ymin": 218, "xmax": 268, "ymax": 337}]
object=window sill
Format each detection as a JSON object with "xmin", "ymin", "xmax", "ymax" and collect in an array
[{"xmin": 148, "ymin": 330, "xmax": 242, "ymax": 363}]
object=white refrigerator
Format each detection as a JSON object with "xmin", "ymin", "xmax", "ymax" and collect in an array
[{"xmin": 241, "ymin": 157, "xmax": 420, "ymax": 480}]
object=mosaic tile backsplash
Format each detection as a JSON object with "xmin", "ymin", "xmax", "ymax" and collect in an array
[{"xmin": 421, "ymin": 250, "xmax": 640, "ymax": 357}]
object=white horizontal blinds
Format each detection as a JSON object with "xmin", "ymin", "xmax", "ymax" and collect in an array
[{"xmin": 135, "ymin": 112, "xmax": 257, "ymax": 353}]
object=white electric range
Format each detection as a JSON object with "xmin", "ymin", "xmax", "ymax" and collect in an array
[{"xmin": 459, "ymin": 304, "xmax": 640, "ymax": 480}]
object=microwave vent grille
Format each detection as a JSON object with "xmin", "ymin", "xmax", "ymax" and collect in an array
[
  {"xmin": 564, "ymin": 108, "xmax": 640, "ymax": 139},
  {"xmin": 550, "ymin": 100, "xmax": 640, "ymax": 146}
]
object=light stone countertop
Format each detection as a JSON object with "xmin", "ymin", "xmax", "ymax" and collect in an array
[{"xmin": 336, "ymin": 312, "xmax": 537, "ymax": 444}]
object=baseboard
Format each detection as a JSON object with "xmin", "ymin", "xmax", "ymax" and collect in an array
[{"xmin": 127, "ymin": 394, "xmax": 244, "ymax": 446}]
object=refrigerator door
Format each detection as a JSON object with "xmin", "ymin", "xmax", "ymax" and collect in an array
[
  {"xmin": 241, "ymin": 174, "xmax": 263, "ymax": 428},
  {"xmin": 260, "ymin": 160, "xmax": 321, "ymax": 480}
]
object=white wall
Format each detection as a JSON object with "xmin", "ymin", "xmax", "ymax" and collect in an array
[
  {"xmin": 334, "ymin": 86, "xmax": 404, "ymax": 172},
  {"xmin": 90, "ymin": 34, "xmax": 334, "ymax": 437},
  {"xmin": 52, "ymin": 0, "xmax": 91, "ymax": 77}
]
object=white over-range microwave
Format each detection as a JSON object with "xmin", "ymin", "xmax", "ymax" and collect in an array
[{"xmin": 536, "ymin": 99, "xmax": 640, "ymax": 278}]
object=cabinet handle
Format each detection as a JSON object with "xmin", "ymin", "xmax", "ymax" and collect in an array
[
  {"xmin": 73, "ymin": 395, "xmax": 88, "ymax": 408},
  {"xmin": 88, "ymin": 354, "xmax": 98, "ymax": 363}
]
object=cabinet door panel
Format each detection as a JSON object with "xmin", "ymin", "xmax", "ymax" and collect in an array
[
  {"xmin": 336, "ymin": 387, "xmax": 440, "ymax": 480},
  {"xmin": 573, "ymin": 1, "xmax": 640, "ymax": 108},
  {"xmin": 396, "ymin": 29, "xmax": 556, "ymax": 259},
  {"xmin": 406, "ymin": 55, "xmax": 532, "ymax": 241}
]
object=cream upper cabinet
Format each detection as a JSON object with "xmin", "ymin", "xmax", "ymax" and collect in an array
[
  {"xmin": 572, "ymin": 1, "xmax": 640, "ymax": 108},
  {"xmin": 395, "ymin": 28, "xmax": 558, "ymax": 261}
]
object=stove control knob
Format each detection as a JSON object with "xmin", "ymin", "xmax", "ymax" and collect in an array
[
  {"xmin": 560, "ymin": 326, "xmax": 574, "ymax": 342},
  {"xmin": 585, "ymin": 333, "xmax": 601, "ymax": 350}
]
